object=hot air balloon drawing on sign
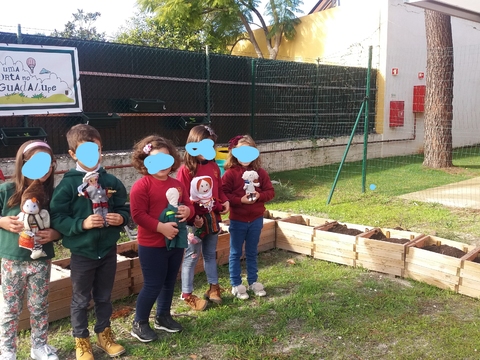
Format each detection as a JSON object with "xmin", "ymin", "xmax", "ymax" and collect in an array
[{"xmin": 26, "ymin": 57, "xmax": 36, "ymax": 73}]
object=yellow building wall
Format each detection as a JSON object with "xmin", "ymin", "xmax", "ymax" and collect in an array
[{"xmin": 231, "ymin": 5, "xmax": 386, "ymax": 133}]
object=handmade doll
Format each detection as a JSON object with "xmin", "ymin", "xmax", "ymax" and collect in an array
[
  {"xmin": 189, "ymin": 176, "xmax": 223, "ymax": 237},
  {"xmin": 78, "ymin": 171, "xmax": 116, "ymax": 226},
  {"xmin": 17, "ymin": 180, "xmax": 49, "ymax": 259},
  {"xmin": 242, "ymin": 170, "xmax": 260, "ymax": 201},
  {"xmin": 159, "ymin": 187, "xmax": 187, "ymax": 250}
]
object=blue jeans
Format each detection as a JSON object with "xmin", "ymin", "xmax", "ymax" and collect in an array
[
  {"xmin": 135, "ymin": 246, "xmax": 184, "ymax": 321},
  {"xmin": 228, "ymin": 217, "xmax": 263, "ymax": 287},
  {"xmin": 181, "ymin": 232, "xmax": 219, "ymax": 293}
]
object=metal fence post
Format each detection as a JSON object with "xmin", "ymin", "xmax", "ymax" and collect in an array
[
  {"xmin": 361, "ymin": 45, "xmax": 373, "ymax": 193},
  {"xmin": 17, "ymin": 24, "xmax": 22, "ymax": 44},
  {"xmin": 250, "ymin": 58, "xmax": 256, "ymax": 136},
  {"xmin": 205, "ymin": 45, "xmax": 211, "ymax": 124}
]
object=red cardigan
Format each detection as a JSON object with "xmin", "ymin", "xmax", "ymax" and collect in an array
[
  {"xmin": 130, "ymin": 175, "xmax": 194, "ymax": 248},
  {"xmin": 222, "ymin": 166, "xmax": 275, "ymax": 222}
]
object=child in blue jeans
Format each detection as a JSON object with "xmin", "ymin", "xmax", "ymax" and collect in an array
[{"xmin": 222, "ymin": 135, "xmax": 275, "ymax": 300}]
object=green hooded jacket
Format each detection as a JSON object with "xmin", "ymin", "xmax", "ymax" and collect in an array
[{"xmin": 50, "ymin": 167, "xmax": 129, "ymax": 260}]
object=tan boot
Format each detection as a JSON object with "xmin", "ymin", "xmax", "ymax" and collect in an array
[
  {"xmin": 96, "ymin": 327, "xmax": 126, "ymax": 357},
  {"xmin": 75, "ymin": 337, "xmax": 94, "ymax": 360},
  {"xmin": 183, "ymin": 294, "xmax": 208, "ymax": 311},
  {"xmin": 204, "ymin": 283, "xmax": 223, "ymax": 304}
]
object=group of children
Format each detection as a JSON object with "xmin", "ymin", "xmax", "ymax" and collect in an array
[{"xmin": 0, "ymin": 123, "xmax": 274, "ymax": 359}]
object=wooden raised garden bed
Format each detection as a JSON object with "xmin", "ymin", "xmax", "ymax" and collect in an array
[
  {"xmin": 313, "ymin": 221, "xmax": 369, "ymax": 267},
  {"xmin": 405, "ymin": 235, "xmax": 478, "ymax": 291},
  {"xmin": 355, "ymin": 227, "xmax": 424, "ymax": 277},
  {"xmin": 455, "ymin": 247, "xmax": 480, "ymax": 298},
  {"xmin": 276, "ymin": 215, "xmax": 330, "ymax": 256}
]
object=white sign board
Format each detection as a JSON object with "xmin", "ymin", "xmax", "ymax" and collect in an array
[{"xmin": 0, "ymin": 44, "xmax": 82, "ymax": 116}]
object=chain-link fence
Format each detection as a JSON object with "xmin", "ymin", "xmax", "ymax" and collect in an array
[{"xmin": 0, "ymin": 31, "xmax": 376, "ymax": 158}]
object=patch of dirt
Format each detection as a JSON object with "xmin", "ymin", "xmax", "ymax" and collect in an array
[
  {"xmin": 326, "ymin": 223, "xmax": 363, "ymax": 236},
  {"xmin": 420, "ymin": 244, "xmax": 480, "ymax": 263},
  {"xmin": 369, "ymin": 231, "xmax": 411, "ymax": 244},
  {"xmin": 120, "ymin": 250, "xmax": 138, "ymax": 258}
]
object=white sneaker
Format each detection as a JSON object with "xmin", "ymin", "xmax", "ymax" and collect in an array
[
  {"xmin": 249, "ymin": 282, "xmax": 267, "ymax": 297},
  {"xmin": 0, "ymin": 352, "xmax": 16, "ymax": 360},
  {"xmin": 30, "ymin": 344, "xmax": 59, "ymax": 360},
  {"xmin": 231, "ymin": 285, "xmax": 249, "ymax": 300}
]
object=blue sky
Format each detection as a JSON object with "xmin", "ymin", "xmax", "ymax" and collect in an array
[{"xmin": 0, "ymin": 0, "xmax": 318, "ymax": 39}]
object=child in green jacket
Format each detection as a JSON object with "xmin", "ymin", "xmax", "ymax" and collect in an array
[{"xmin": 50, "ymin": 124, "xmax": 129, "ymax": 360}]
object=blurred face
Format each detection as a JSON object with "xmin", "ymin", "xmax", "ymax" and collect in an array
[
  {"xmin": 236, "ymin": 144, "xmax": 251, "ymax": 167},
  {"xmin": 149, "ymin": 147, "xmax": 171, "ymax": 180},
  {"xmin": 25, "ymin": 149, "xmax": 54, "ymax": 184},
  {"xmin": 69, "ymin": 139, "xmax": 102, "ymax": 172}
]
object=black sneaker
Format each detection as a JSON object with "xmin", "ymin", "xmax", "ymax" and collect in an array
[
  {"xmin": 131, "ymin": 320, "xmax": 158, "ymax": 342},
  {"xmin": 154, "ymin": 314, "xmax": 183, "ymax": 333}
]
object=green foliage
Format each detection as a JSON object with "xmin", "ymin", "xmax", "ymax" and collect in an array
[
  {"xmin": 114, "ymin": 12, "xmax": 224, "ymax": 52},
  {"xmin": 50, "ymin": 9, "xmax": 106, "ymax": 41},
  {"xmin": 136, "ymin": 0, "xmax": 304, "ymax": 58}
]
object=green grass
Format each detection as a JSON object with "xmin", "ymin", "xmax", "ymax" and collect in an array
[{"xmin": 14, "ymin": 150, "xmax": 480, "ymax": 359}]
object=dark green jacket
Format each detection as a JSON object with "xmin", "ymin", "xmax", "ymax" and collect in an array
[
  {"xmin": 50, "ymin": 167, "xmax": 129, "ymax": 260},
  {"xmin": 159, "ymin": 204, "xmax": 187, "ymax": 251},
  {"xmin": 0, "ymin": 182, "xmax": 55, "ymax": 261}
]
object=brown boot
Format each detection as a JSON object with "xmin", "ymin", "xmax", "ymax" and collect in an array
[
  {"xmin": 183, "ymin": 294, "xmax": 208, "ymax": 311},
  {"xmin": 75, "ymin": 337, "xmax": 94, "ymax": 360},
  {"xmin": 204, "ymin": 283, "xmax": 223, "ymax": 304},
  {"xmin": 96, "ymin": 327, "xmax": 126, "ymax": 357}
]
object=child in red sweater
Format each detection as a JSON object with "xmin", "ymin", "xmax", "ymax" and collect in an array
[{"xmin": 222, "ymin": 135, "xmax": 275, "ymax": 299}]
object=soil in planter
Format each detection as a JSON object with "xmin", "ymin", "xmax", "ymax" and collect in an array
[
  {"xmin": 369, "ymin": 231, "xmax": 410, "ymax": 244},
  {"xmin": 422, "ymin": 244, "xmax": 480, "ymax": 263},
  {"xmin": 120, "ymin": 250, "xmax": 138, "ymax": 258},
  {"xmin": 327, "ymin": 224, "xmax": 363, "ymax": 236}
]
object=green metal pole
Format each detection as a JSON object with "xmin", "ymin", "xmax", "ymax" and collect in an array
[
  {"xmin": 362, "ymin": 46, "xmax": 373, "ymax": 193},
  {"xmin": 17, "ymin": 24, "xmax": 22, "ymax": 44},
  {"xmin": 205, "ymin": 45, "xmax": 211, "ymax": 124},
  {"xmin": 250, "ymin": 59, "xmax": 256, "ymax": 136},
  {"xmin": 313, "ymin": 58, "xmax": 320, "ymax": 137},
  {"xmin": 326, "ymin": 101, "xmax": 365, "ymax": 205}
]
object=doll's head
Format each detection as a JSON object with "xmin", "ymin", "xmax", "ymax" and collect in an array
[
  {"xmin": 190, "ymin": 176, "xmax": 214, "ymax": 202},
  {"xmin": 20, "ymin": 180, "xmax": 46, "ymax": 214}
]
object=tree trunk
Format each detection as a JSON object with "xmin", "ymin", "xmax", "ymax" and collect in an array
[{"xmin": 423, "ymin": 10, "xmax": 454, "ymax": 168}]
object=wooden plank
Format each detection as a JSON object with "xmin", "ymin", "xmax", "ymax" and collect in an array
[
  {"xmin": 313, "ymin": 243, "xmax": 355, "ymax": 259},
  {"xmin": 404, "ymin": 269, "xmax": 458, "ymax": 291},
  {"xmin": 404, "ymin": 262, "xmax": 459, "ymax": 288},
  {"xmin": 276, "ymin": 241, "xmax": 312, "ymax": 255},
  {"xmin": 356, "ymin": 260, "xmax": 403, "ymax": 277},
  {"xmin": 313, "ymin": 251, "xmax": 355, "ymax": 266},
  {"xmin": 275, "ymin": 235, "xmax": 313, "ymax": 249},
  {"xmin": 356, "ymin": 253, "xmax": 404, "ymax": 268},
  {"xmin": 406, "ymin": 247, "xmax": 463, "ymax": 273},
  {"xmin": 458, "ymin": 285, "xmax": 480, "ymax": 299},
  {"xmin": 314, "ymin": 237, "xmax": 355, "ymax": 251},
  {"xmin": 276, "ymin": 221, "xmax": 314, "ymax": 235},
  {"xmin": 356, "ymin": 244, "xmax": 405, "ymax": 261}
]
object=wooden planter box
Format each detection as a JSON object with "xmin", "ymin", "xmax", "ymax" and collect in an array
[
  {"xmin": 82, "ymin": 112, "xmax": 121, "ymax": 128},
  {"xmin": 356, "ymin": 228, "xmax": 424, "ymax": 277},
  {"xmin": 276, "ymin": 215, "xmax": 330, "ymax": 256},
  {"xmin": 456, "ymin": 247, "xmax": 480, "ymax": 298},
  {"xmin": 405, "ymin": 235, "xmax": 477, "ymax": 291},
  {"xmin": 178, "ymin": 116, "xmax": 210, "ymax": 130},
  {"xmin": 0, "ymin": 127, "xmax": 47, "ymax": 146},
  {"xmin": 264, "ymin": 209, "xmax": 294, "ymax": 220},
  {"xmin": 117, "ymin": 240, "xmax": 142, "ymax": 295},
  {"xmin": 129, "ymin": 98, "xmax": 166, "ymax": 113},
  {"xmin": 258, "ymin": 218, "xmax": 276, "ymax": 252},
  {"xmin": 313, "ymin": 221, "xmax": 369, "ymax": 267}
]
